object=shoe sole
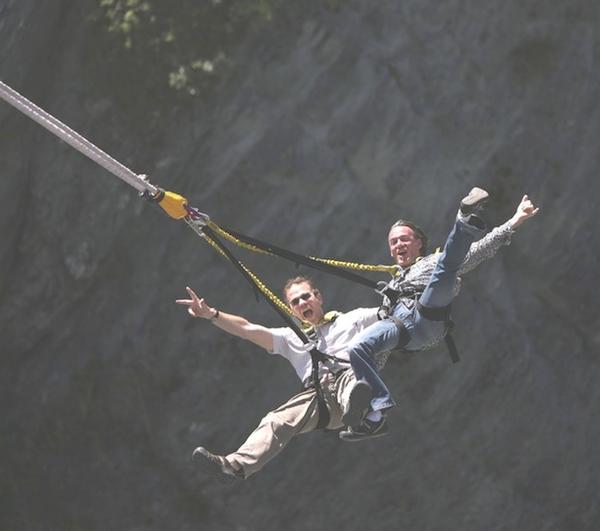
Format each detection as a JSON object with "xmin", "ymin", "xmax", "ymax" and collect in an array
[
  {"xmin": 342, "ymin": 381, "xmax": 373, "ymax": 427},
  {"xmin": 460, "ymin": 187, "xmax": 489, "ymax": 215},
  {"xmin": 338, "ymin": 427, "xmax": 388, "ymax": 442}
]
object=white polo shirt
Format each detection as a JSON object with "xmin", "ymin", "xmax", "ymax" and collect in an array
[{"xmin": 269, "ymin": 307, "xmax": 379, "ymax": 384}]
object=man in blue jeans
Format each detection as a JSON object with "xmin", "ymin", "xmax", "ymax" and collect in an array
[{"xmin": 339, "ymin": 188, "xmax": 539, "ymax": 441}]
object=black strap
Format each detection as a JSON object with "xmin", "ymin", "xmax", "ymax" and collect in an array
[
  {"xmin": 416, "ymin": 301, "xmax": 460, "ymax": 362},
  {"xmin": 202, "ymin": 225, "xmax": 302, "ymax": 334},
  {"xmin": 444, "ymin": 332, "xmax": 460, "ymax": 363},
  {"xmin": 416, "ymin": 301, "xmax": 451, "ymax": 322},
  {"xmin": 308, "ymin": 349, "xmax": 331, "ymax": 429},
  {"xmin": 389, "ymin": 316, "xmax": 411, "ymax": 347},
  {"xmin": 221, "ymin": 226, "xmax": 389, "ymax": 293},
  {"xmin": 376, "ymin": 281, "xmax": 399, "ymax": 306}
]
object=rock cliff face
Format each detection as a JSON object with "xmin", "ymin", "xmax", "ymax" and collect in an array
[{"xmin": 2, "ymin": 1, "xmax": 599, "ymax": 530}]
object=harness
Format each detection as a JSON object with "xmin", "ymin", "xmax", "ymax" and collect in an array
[
  {"xmin": 191, "ymin": 220, "xmax": 358, "ymax": 429},
  {"xmin": 302, "ymin": 311, "xmax": 347, "ymax": 429},
  {"xmin": 381, "ymin": 284, "xmax": 460, "ymax": 363}
]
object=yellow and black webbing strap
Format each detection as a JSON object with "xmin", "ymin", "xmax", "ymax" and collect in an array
[
  {"xmin": 310, "ymin": 257, "xmax": 397, "ymax": 276},
  {"xmin": 200, "ymin": 223, "xmax": 333, "ymax": 427},
  {"xmin": 206, "ymin": 220, "xmax": 272, "ymax": 256},
  {"xmin": 185, "ymin": 216, "xmax": 298, "ymax": 320},
  {"xmin": 205, "ymin": 234, "xmax": 295, "ymax": 319},
  {"xmin": 214, "ymin": 224, "xmax": 396, "ymax": 289},
  {"xmin": 200, "ymin": 224, "xmax": 317, "ymax": 344},
  {"xmin": 210, "ymin": 218, "xmax": 397, "ymax": 276}
]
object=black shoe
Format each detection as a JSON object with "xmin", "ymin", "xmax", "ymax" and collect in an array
[
  {"xmin": 192, "ymin": 447, "xmax": 244, "ymax": 481},
  {"xmin": 342, "ymin": 380, "xmax": 373, "ymax": 428},
  {"xmin": 459, "ymin": 187, "xmax": 489, "ymax": 216},
  {"xmin": 339, "ymin": 417, "xmax": 388, "ymax": 442}
]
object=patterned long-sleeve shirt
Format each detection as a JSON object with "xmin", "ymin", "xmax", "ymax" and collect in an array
[{"xmin": 382, "ymin": 220, "xmax": 515, "ymax": 309}]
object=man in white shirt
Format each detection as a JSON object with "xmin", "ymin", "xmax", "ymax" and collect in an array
[{"xmin": 176, "ymin": 276, "xmax": 379, "ymax": 480}]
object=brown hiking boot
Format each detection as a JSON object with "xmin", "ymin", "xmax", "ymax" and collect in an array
[
  {"xmin": 459, "ymin": 187, "xmax": 489, "ymax": 216},
  {"xmin": 192, "ymin": 447, "xmax": 244, "ymax": 481}
]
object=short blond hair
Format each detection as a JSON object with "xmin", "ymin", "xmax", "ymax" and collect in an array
[{"xmin": 282, "ymin": 276, "xmax": 319, "ymax": 302}]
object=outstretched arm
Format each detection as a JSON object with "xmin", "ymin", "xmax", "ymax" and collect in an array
[
  {"xmin": 460, "ymin": 194, "xmax": 540, "ymax": 274},
  {"xmin": 176, "ymin": 286, "xmax": 274, "ymax": 351}
]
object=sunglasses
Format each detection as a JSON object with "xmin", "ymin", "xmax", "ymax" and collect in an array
[{"xmin": 289, "ymin": 291, "xmax": 315, "ymax": 307}]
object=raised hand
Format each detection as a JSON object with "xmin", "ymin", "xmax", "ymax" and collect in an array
[
  {"xmin": 175, "ymin": 286, "xmax": 215, "ymax": 318},
  {"xmin": 510, "ymin": 194, "xmax": 540, "ymax": 229}
]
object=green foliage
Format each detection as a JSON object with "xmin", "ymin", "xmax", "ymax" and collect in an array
[{"xmin": 91, "ymin": 0, "xmax": 281, "ymax": 98}]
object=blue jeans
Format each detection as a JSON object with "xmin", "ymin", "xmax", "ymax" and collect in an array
[{"xmin": 347, "ymin": 216, "xmax": 484, "ymax": 412}]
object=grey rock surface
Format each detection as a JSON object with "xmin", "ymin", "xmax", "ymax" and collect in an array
[{"xmin": 2, "ymin": 1, "xmax": 599, "ymax": 530}]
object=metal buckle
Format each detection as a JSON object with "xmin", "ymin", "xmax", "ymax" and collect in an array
[{"xmin": 185, "ymin": 205, "xmax": 210, "ymax": 225}]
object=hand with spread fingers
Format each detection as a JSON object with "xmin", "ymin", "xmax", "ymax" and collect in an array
[
  {"xmin": 176, "ymin": 286, "xmax": 215, "ymax": 319},
  {"xmin": 510, "ymin": 194, "xmax": 540, "ymax": 229}
]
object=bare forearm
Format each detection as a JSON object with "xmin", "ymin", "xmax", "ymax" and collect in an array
[
  {"xmin": 211, "ymin": 310, "xmax": 265, "ymax": 341},
  {"xmin": 213, "ymin": 310, "xmax": 274, "ymax": 351},
  {"xmin": 176, "ymin": 287, "xmax": 274, "ymax": 351}
]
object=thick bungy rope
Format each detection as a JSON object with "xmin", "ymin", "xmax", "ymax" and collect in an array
[{"xmin": 0, "ymin": 80, "xmax": 156, "ymax": 195}]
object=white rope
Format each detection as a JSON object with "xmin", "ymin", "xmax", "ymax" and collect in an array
[{"xmin": 0, "ymin": 80, "xmax": 157, "ymax": 195}]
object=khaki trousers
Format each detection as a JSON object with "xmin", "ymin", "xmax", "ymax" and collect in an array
[{"xmin": 226, "ymin": 369, "xmax": 357, "ymax": 478}]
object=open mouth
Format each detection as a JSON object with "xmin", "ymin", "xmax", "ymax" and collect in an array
[{"xmin": 302, "ymin": 308, "xmax": 314, "ymax": 319}]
